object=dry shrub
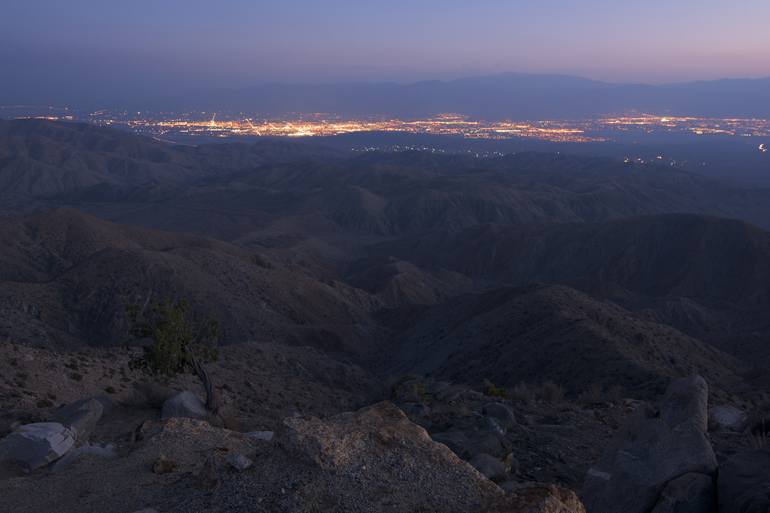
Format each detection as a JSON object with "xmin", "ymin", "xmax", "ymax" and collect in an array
[
  {"xmin": 510, "ymin": 383, "xmax": 535, "ymax": 405},
  {"xmin": 538, "ymin": 381, "xmax": 566, "ymax": 405}
]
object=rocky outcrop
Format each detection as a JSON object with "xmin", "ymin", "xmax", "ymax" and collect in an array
[
  {"xmin": 650, "ymin": 473, "xmax": 716, "ymax": 513},
  {"xmin": 481, "ymin": 483, "xmax": 586, "ymax": 513},
  {"xmin": 582, "ymin": 375, "xmax": 717, "ymax": 513},
  {"xmin": 160, "ymin": 391, "xmax": 208, "ymax": 420},
  {"xmin": 0, "ymin": 422, "xmax": 75, "ymax": 473},
  {"xmin": 470, "ymin": 453, "xmax": 508, "ymax": 481},
  {"xmin": 51, "ymin": 398, "xmax": 105, "ymax": 443},
  {"xmin": 718, "ymin": 448, "xmax": 770, "ymax": 513},
  {"xmin": 284, "ymin": 401, "xmax": 503, "ymax": 512}
]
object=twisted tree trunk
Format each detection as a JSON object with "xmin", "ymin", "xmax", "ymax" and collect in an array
[{"xmin": 190, "ymin": 353, "xmax": 220, "ymax": 414}]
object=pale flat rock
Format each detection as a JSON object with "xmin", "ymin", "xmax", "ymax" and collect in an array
[
  {"xmin": 708, "ymin": 405, "xmax": 747, "ymax": 432},
  {"xmin": 0, "ymin": 422, "xmax": 75, "ymax": 472},
  {"xmin": 245, "ymin": 430, "xmax": 274, "ymax": 442},
  {"xmin": 226, "ymin": 452, "xmax": 253, "ymax": 471},
  {"xmin": 161, "ymin": 391, "xmax": 208, "ymax": 420}
]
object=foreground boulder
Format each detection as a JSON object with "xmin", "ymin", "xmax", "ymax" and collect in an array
[
  {"xmin": 483, "ymin": 402, "xmax": 518, "ymax": 431},
  {"xmin": 718, "ymin": 448, "xmax": 770, "ymax": 513},
  {"xmin": 481, "ymin": 483, "xmax": 586, "ymax": 513},
  {"xmin": 582, "ymin": 375, "xmax": 717, "ymax": 513},
  {"xmin": 651, "ymin": 473, "xmax": 716, "ymax": 513},
  {"xmin": 161, "ymin": 391, "xmax": 208, "ymax": 420},
  {"xmin": 470, "ymin": 453, "xmax": 508, "ymax": 481},
  {"xmin": 284, "ymin": 401, "xmax": 503, "ymax": 512},
  {"xmin": 0, "ymin": 422, "xmax": 75, "ymax": 472},
  {"xmin": 51, "ymin": 398, "xmax": 105, "ymax": 443}
]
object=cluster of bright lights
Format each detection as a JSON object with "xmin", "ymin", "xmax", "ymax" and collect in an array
[
  {"xmin": 100, "ymin": 113, "xmax": 601, "ymax": 143},
  {"xmin": 7, "ymin": 107, "xmax": 770, "ymax": 146},
  {"xmin": 597, "ymin": 114, "xmax": 770, "ymax": 137}
]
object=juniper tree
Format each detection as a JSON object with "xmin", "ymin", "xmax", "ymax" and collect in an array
[{"xmin": 126, "ymin": 299, "xmax": 221, "ymax": 413}]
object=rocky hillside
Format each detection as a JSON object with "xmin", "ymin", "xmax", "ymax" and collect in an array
[
  {"xmin": 385, "ymin": 284, "xmax": 746, "ymax": 400},
  {"xmin": 0, "ymin": 208, "xmax": 381, "ymax": 352},
  {"xmin": 373, "ymin": 214, "xmax": 770, "ymax": 363},
  {"xmin": 0, "ymin": 119, "xmax": 340, "ymax": 202},
  {"xmin": 2, "ymin": 121, "xmax": 770, "ymax": 512}
]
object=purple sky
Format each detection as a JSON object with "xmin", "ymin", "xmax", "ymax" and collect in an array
[{"xmin": 2, "ymin": 0, "xmax": 769, "ymax": 101}]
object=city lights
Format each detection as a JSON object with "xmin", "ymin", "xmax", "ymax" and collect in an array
[{"xmin": 7, "ymin": 108, "xmax": 770, "ymax": 144}]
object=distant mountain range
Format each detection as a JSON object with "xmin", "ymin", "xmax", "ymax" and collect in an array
[
  {"xmin": 160, "ymin": 73, "xmax": 770, "ymax": 119},
  {"xmin": 5, "ymin": 73, "xmax": 770, "ymax": 119}
]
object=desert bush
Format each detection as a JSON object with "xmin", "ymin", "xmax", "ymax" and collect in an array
[
  {"xmin": 578, "ymin": 384, "xmax": 624, "ymax": 405},
  {"xmin": 510, "ymin": 382, "xmax": 535, "ymax": 405},
  {"xmin": 749, "ymin": 419, "xmax": 769, "ymax": 449},
  {"xmin": 483, "ymin": 379, "xmax": 508, "ymax": 399},
  {"xmin": 538, "ymin": 381, "xmax": 566, "ymax": 404},
  {"xmin": 126, "ymin": 298, "xmax": 221, "ymax": 412},
  {"xmin": 578, "ymin": 384, "xmax": 603, "ymax": 405}
]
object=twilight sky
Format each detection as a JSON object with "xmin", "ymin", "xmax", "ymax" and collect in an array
[{"xmin": 2, "ymin": 0, "xmax": 770, "ymax": 102}]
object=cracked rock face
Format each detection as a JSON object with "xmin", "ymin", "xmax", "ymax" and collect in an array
[{"xmin": 582, "ymin": 375, "xmax": 717, "ymax": 513}]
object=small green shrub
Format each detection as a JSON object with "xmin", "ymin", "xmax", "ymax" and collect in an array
[
  {"xmin": 126, "ymin": 298, "xmax": 221, "ymax": 412},
  {"xmin": 483, "ymin": 379, "xmax": 508, "ymax": 399}
]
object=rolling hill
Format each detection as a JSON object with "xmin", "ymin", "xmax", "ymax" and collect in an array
[
  {"xmin": 372, "ymin": 214, "xmax": 770, "ymax": 362},
  {"xmin": 0, "ymin": 208, "xmax": 382, "ymax": 353},
  {"xmin": 385, "ymin": 284, "xmax": 745, "ymax": 400}
]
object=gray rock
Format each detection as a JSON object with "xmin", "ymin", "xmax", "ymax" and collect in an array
[
  {"xmin": 582, "ymin": 375, "xmax": 717, "ymax": 513},
  {"xmin": 433, "ymin": 426, "xmax": 506, "ymax": 459},
  {"xmin": 660, "ymin": 375, "xmax": 710, "ymax": 432},
  {"xmin": 402, "ymin": 402, "xmax": 432, "ymax": 418},
  {"xmin": 708, "ymin": 405, "xmax": 747, "ymax": 432},
  {"xmin": 432, "ymin": 430, "xmax": 470, "ymax": 456},
  {"xmin": 245, "ymin": 431, "xmax": 274, "ymax": 442},
  {"xmin": 650, "ymin": 473, "xmax": 716, "ymax": 513},
  {"xmin": 0, "ymin": 422, "xmax": 75, "ymax": 472},
  {"xmin": 467, "ymin": 428, "xmax": 508, "ymax": 458},
  {"xmin": 51, "ymin": 443, "xmax": 117, "ymax": 473},
  {"xmin": 498, "ymin": 480, "xmax": 520, "ymax": 493},
  {"xmin": 226, "ymin": 452, "xmax": 253, "ymax": 471},
  {"xmin": 161, "ymin": 391, "xmax": 208, "ymax": 420},
  {"xmin": 469, "ymin": 453, "xmax": 507, "ymax": 481},
  {"xmin": 482, "ymin": 402, "xmax": 517, "ymax": 429},
  {"xmin": 718, "ymin": 448, "xmax": 770, "ymax": 513},
  {"xmin": 51, "ymin": 398, "xmax": 104, "ymax": 443}
]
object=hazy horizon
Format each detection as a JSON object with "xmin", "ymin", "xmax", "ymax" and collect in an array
[{"xmin": 4, "ymin": 0, "xmax": 770, "ymax": 105}]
